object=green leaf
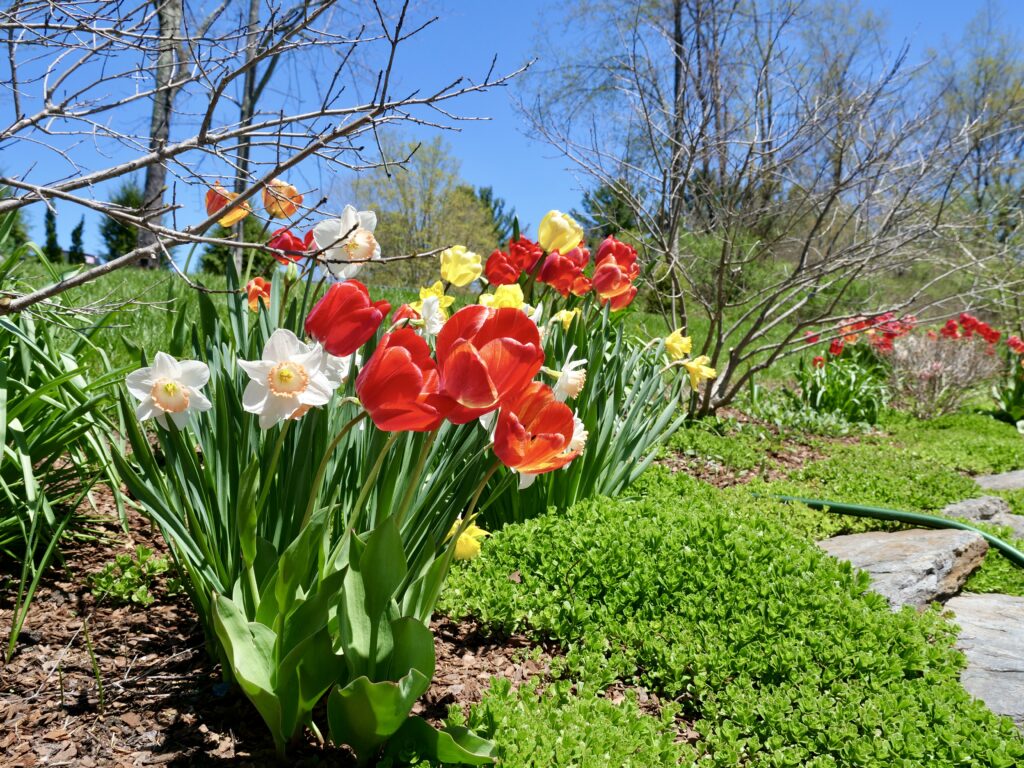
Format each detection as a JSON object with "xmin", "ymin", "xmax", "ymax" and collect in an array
[
  {"xmin": 386, "ymin": 717, "xmax": 495, "ymax": 765},
  {"xmin": 327, "ymin": 669, "xmax": 431, "ymax": 764},
  {"xmin": 236, "ymin": 458, "xmax": 261, "ymax": 566}
]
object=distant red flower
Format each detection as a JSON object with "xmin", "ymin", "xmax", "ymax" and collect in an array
[
  {"xmin": 828, "ymin": 338, "xmax": 845, "ymax": 356},
  {"xmin": 493, "ymin": 382, "xmax": 579, "ymax": 476},
  {"xmin": 1008, "ymin": 335, "xmax": 1024, "ymax": 354},
  {"xmin": 267, "ymin": 228, "xmax": 308, "ymax": 264},
  {"xmin": 940, "ymin": 319, "xmax": 961, "ymax": 339},
  {"xmin": 927, "ymin": 330, "xmax": 939, "ymax": 340},
  {"xmin": 812, "ymin": 356, "xmax": 825, "ymax": 368},
  {"xmin": 304, "ymin": 280, "xmax": 391, "ymax": 357},
  {"xmin": 435, "ymin": 306, "xmax": 545, "ymax": 423},
  {"xmin": 976, "ymin": 322, "xmax": 1001, "ymax": 345},
  {"xmin": 355, "ymin": 329, "xmax": 449, "ymax": 432},
  {"xmin": 804, "ymin": 331, "xmax": 821, "ymax": 344}
]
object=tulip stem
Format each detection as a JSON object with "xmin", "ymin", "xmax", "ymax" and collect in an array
[
  {"xmin": 393, "ymin": 430, "xmax": 438, "ymax": 530},
  {"xmin": 300, "ymin": 411, "xmax": 368, "ymax": 531}
]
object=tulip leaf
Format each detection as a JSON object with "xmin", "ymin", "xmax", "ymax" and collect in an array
[
  {"xmin": 385, "ymin": 617, "xmax": 435, "ymax": 683},
  {"xmin": 384, "ymin": 717, "xmax": 495, "ymax": 766},
  {"xmin": 326, "ymin": 669, "xmax": 431, "ymax": 764}
]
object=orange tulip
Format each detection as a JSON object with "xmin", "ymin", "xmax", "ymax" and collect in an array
[
  {"xmin": 205, "ymin": 181, "xmax": 251, "ymax": 227},
  {"xmin": 246, "ymin": 276, "xmax": 271, "ymax": 312},
  {"xmin": 262, "ymin": 178, "xmax": 302, "ymax": 218},
  {"xmin": 493, "ymin": 382, "xmax": 580, "ymax": 476}
]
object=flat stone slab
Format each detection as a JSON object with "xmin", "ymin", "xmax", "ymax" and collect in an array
[
  {"xmin": 946, "ymin": 593, "xmax": 1024, "ymax": 727},
  {"xmin": 817, "ymin": 529, "xmax": 988, "ymax": 609},
  {"xmin": 976, "ymin": 470, "xmax": 1024, "ymax": 492},
  {"xmin": 943, "ymin": 496, "xmax": 1024, "ymax": 539}
]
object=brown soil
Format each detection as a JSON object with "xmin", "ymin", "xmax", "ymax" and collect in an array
[{"xmin": 0, "ymin": 487, "xmax": 555, "ymax": 767}]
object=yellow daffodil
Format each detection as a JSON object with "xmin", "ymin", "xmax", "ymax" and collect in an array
[
  {"xmin": 538, "ymin": 210, "xmax": 584, "ymax": 255},
  {"xmin": 665, "ymin": 329, "xmax": 692, "ymax": 360},
  {"xmin": 447, "ymin": 519, "xmax": 490, "ymax": 561},
  {"xmin": 552, "ymin": 308, "xmax": 581, "ymax": 332},
  {"xmin": 479, "ymin": 283, "xmax": 525, "ymax": 311},
  {"xmin": 682, "ymin": 355, "xmax": 717, "ymax": 391},
  {"xmin": 411, "ymin": 281, "xmax": 455, "ymax": 319},
  {"xmin": 440, "ymin": 245, "xmax": 482, "ymax": 287}
]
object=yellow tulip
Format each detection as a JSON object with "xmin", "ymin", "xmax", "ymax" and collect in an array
[
  {"xmin": 440, "ymin": 245, "xmax": 483, "ymax": 287},
  {"xmin": 552, "ymin": 308, "xmax": 581, "ymax": 332},
  {"xmin": 538, "ymin": 210, "xmax": 584, "ymax": 255},
  {"xmin": 665, "ymin": 329, "xmax": 692, "ymax": 361},
  {"xmin": 479, "ymin": 283, "xmax": 525, "ymax": 311},
  {"xmin": 682, "ymin": 355, "xmax": 717, "ymax": 391}
]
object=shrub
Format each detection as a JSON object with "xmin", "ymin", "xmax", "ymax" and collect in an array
[
  {"xmin": 791, "ymin": 353, "xmax": 888, "ymax": 424},
  {"xmin": 890, "ymin": 332, "xmax": 1002, "ymax": 418}
]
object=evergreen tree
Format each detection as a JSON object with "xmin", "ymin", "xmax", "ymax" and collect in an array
[
  {"xmin": 573, "ymin": 182, "xmax": 639, "ymax": 240},
  {"xmin": 476, "ymin": 186, "xmax": 516, "ymax": 245},
  {"xmin": 100, "ymin": 181, "xmax": 143, "ymax": 261},
  {"xmin": 68, "ymin": 217, "xmax": 86, "ymax": 263},
  {"xmin": 43, "ymin": 206, "xmax": 62, "ymax": 262}
]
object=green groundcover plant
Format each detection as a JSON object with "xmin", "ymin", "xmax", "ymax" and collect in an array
[{"xmin": 442, "ymin": 469, "xmax": 1024, "ymax": 767}]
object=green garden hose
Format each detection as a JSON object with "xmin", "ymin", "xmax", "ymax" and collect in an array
[{"xmin": 770, "ymin": 495, "xmax": 1024, "ymax": 570}]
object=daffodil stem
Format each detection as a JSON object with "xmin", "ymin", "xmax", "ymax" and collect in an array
[
  {"xmin": 347, "ymin": 431, "xmax": 401, "ymax": 535},
  {"xmin": 300, "ymin": 411, "xmax": 368, "ymax": 530},
  {"xmin": 393, "ymin": 430, "xmax": 437, "ymax": 530}
]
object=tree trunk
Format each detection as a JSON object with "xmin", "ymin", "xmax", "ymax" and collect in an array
[{"xmin": 137, "ymin": 0, "xmax": 183, "ymax": 268}]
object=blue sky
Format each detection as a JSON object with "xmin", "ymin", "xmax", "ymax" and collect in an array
[{"xmin": 10, "ymin": 0, "xmax": 1023, "ymax": 259}]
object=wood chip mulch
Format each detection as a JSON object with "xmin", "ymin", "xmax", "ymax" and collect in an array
[{"xmin": 0, "ymin": 487, "xmax": 555, "ymax": 767}]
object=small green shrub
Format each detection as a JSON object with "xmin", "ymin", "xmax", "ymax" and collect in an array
[
  {"xmin": 744, "ymin": 386, "xmax": 869, "ymax": 436},
  {"xmin": 446, "ymin": 679, "xmax": 694, "ymax": 768},
  {"xmin": 790, "ymin": 353, "xmax": 889, "ymax": 424},
  {"xmin": 89, "ymin": 545, "xmax": 177, "ymax": 606}
]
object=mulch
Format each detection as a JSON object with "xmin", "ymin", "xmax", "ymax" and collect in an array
[{"xmin": 0, "ymin": 487, "xmax": 557, "ymax": 767}]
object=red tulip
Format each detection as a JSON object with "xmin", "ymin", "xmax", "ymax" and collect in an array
[
  {"xmin": 538, "ymin": 251, "xmax": 586, "ymax": 297},
  {"xmin": 246, "ymin": 277, "xmax": 271, "ymax": 312},
  {"xmin": 493, "ymin": 382, "xmax": 579, "ymax": 476},
  {"xmin": 304, "ymin": 280, "xmax": 391, "ymax": 357},
  {"xmin": 392, "ymin": 303, "xmax": 421, "ymax": 325},
  {"xmin": 436, "ymin": 306, "xmax": 545, "ymax": 423},
  {"xmin": 594, "ymin": 236, "xmax": 639, "ymax": 279},
  {"xmin": 812, "ymin": 356, "xmax": 825, "ymax": 368},
  {"xmin": 592, "ymin": 258, "xmax": 638, "ymax": 310},
  {"xmin": 509, "ymin": 236, "xmax": 544, "ymax": 271},
  {"xmin": 356, "ymin": 329, "xmax": 449, "ymax": 432},
  {"xmin": 828, "ymin": 338, "xmax": 845, "ymax": 356},
  {"xmin": 485, "ymin": 249, "xmax": 521, "ymax": 285},
  {"xmin": 267, "ymin": 228, "xmax": 308, "ymax": 264}
]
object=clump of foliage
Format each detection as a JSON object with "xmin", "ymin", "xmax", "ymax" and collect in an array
[
  {"xmin": 881, "ymin": 411, "xmax": 1024, "ymax": 475},
  {"xmin": 744, "ymin": 384, "xmax": 870, "ymax": 436},
  {"xmin": 667, "ymin": 419, "xmax": 774, "ymax": 471},
  {"xmin": 446, "ymin": 680, "xmax": 693, "ymax": 768},
  {"xmin": 442, "ymin": 474, "xmax": 1024, "ymax": 766},
  {"xmin": 90, "ymin": 545, "xmax": 177, "ymax": 606},
  {"xmin": 791, "ymin": 352, "xmax": 889, "ymax": 424}
]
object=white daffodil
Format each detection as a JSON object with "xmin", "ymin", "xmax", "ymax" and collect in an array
[
  {"xmin": 551, "ymin": 345, "xmax": 588, "ymax": 402},
  {"xmin": 569, "ymin": 414, "xmax": 588, "ymax": 453},
  {"xmin": 126, "ymin": 352, "xmax": 212, "ymax": 429},
  {"xmin": 419, "ymin": 295, "xmax": 446, "ymax": 337},
  {"xmin": 238, "ymin": 329, "xmax": 335, "ymax": 429},
  {"xmin": 311, "ymin": 205, "xmax": 381, "ymax": 280},
  {"xmin": 323, "ymin": 351, "xmax": 360, "ymax": 388}
]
